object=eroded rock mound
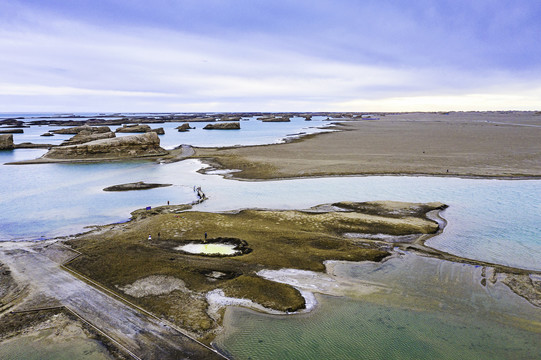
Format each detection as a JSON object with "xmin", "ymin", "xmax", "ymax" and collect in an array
[
  {"xmin": 14, "ymin": 143, "xmax": 55, "ymax": 149},
  {"xmin": 116, "ymin": 124, "xmax": 151, "ymax": 133},
  {"xmin": 53, "ymin": 125, "xmax": 111, "ymax": 134},
  {"xmin": 203, "ymin": 122, "xmax": 240, "ymax": 130},
  {"xmin": 63, "ymin": 130, "xmax": 116, "ymax": 145},
  {"xmin": 0, "ymin": 134, "xmax": 14, "ymax": 150},
  {"xmin": 42, "ymin": 132, "xmax": 168, "ymax": 160},
  {"xmin": 116, "ymin": 124, "xmax": 165, "ymax": 134},
  {"xmin": 103, "ymin": 181, "xmax": 172, "ymax": 191},
  {"xmin": 176, "ymin": 123, "xmax": 193, "ymax": 132}
]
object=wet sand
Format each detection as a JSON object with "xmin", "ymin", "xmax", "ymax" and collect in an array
[{"xmin": 194, "ymin": 112, "xmax": 541, "ymax": 179}]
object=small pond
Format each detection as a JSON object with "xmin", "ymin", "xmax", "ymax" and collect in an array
[{"xmin": 175, "ymin": 243, "xmax": 240, "ymax": 255}]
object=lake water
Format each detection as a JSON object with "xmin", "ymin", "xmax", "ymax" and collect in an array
[
  {"xmin": 2, "ymin": 114, "xmax": 335, "ymax": 149},
  {"xmin": 214, "ymin": 259, "xmax": 541, "ymax": 359},
  {"xmin": 3, "ymin": 155, "xmax": 538, "ymax": 271},
  {"xmin": 1, "ymin": 113, "xmax": 540, "ymax": 359}
]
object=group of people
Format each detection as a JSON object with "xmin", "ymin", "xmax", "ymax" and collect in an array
[
  {"xmin": 146, "ymin": 186, "xmax": 206, "ymax": 241},
  {"xmin": 194, "ymin": 185, "xmax": 205, "ymax": 199}
]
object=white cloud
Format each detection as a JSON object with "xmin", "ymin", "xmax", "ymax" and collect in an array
[
  {"xmin": 0, "ymin": 8, "xmax": 540, "ymax": 112},
  {"xmin": 0, "ymin": 83, "xmax": 177, "ymax": 97},
  {"xmin": 334, "ymin": 88, "xmax": 541, "ymax": 112}
]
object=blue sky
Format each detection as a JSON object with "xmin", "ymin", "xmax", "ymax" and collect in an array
[{"xmin": 1, "ymin": 0, "xmax": 540, "ymax": 112}]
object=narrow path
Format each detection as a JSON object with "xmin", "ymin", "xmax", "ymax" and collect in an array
[
  {"xmin": 0, "ymin": 242, "xmax": 225, "ymax": 360},
  {"xmin": 160, "ymin": 144, "xmax": 195, "ymax": 164},
  {"xmin": 180, "ymin": 144, "xmax": 196, "ymax": 157}
]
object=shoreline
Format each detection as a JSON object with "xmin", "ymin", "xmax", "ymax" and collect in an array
[
  {"xmin": 192, "ymin": 112, "xmax": 541, "ymax": 180},
  {"xmin": 197, "ymin": 157, "xmax": 541, "ymax": 182}
]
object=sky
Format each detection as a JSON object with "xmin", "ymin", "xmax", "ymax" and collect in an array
[{"xmin": 0, "ymin": 0, "xmax": 540, "ymax": 112}]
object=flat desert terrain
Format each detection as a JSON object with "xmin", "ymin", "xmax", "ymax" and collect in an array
[{"xmin": 195, "ymin": 112, "xmax": 541, "ymax": 179}]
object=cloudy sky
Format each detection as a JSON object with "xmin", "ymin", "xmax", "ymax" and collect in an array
[{"xmin": 1, "ymin": 0, "xmax": 540, "ymax": 112}]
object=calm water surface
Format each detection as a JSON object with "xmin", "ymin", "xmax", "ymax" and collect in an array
[
  {"xmin": 214, "ymin": 253, "xmax": 541, "ymax": 359},
  {"xmin": 1, "ymin": 154, "xmax": 540, "ymax": 270}
]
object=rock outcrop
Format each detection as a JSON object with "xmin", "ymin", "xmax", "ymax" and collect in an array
[
  {"xmin": 0, "ymin": 119, "xmax": 27, "ymax": 127},
  {"xmin": 53, "ymin": 125, "xmax": 111, "ymax": 134},
  {"xmin": 14, "ymin": 142, "xmax": 55, "ymax": 149},
  {"xmin": 63, "ymin": 131, "xmax": 116, "ymax": 145},
  {"xmin": 116, "ymin": 124, "xmax": 151, "ymax": 133},
  {"xmin": 0, "ymin": 129, "xmax": 24, "ymax": 134},
  {"xmin": 103, "ymin": 181, "xmax": 172, "ymax": 191},
  {"xmin": 42, "ymin": 132, "xmax": 168, "ymax": 160},
  {"xmin": 116, "ymin": 124, "xmax": 165, "ymax": 134},
  {"xmin": 203, "ymin": 122, "xmax": 240, "ymax": 130},
  {"xmin": 176, "ymin": 123, "xmax": 193, "ymax": 132},
  {"xmin": 0, "ymin": 134, "xmax": 14, "ymax": 150}
]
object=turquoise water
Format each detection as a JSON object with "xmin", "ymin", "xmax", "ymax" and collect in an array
[
  {"xmin": 216, "ymin": 294, "xmax": 540, "ymax": 360},
  {"xmin": 1, "ymin": 154, "xmax": 540, "ymax": 270},
  {"xmin": 214, "ymin": 254, "xmax": 541, "ymax": 359}
]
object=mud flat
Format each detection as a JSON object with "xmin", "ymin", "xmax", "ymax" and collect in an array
[
  {"xmin": 0, "ymin": 308, "xmax": 124, "ymax": 360},
  {"xmin": 194, "ymin": 111, "xmax": 541, "ymax": 179}
]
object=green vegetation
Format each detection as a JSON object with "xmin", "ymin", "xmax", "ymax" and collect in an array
[{"xmin": 65, "ymin": 201, "xmax": 443, "ymax": 341}]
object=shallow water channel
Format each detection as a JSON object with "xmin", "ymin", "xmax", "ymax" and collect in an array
[{"xmin": 214, "ymin": 253, "xmax": 541, "ymax": 359}]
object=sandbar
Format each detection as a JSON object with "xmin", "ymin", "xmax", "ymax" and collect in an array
[{"xmin": 194, "ymin": 112, "xmax": 541, "ymax": 179}]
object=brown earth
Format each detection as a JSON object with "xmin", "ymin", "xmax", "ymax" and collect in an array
[
  {"xmin": 194, "ymin": 112, "xmax": 541, "ymax": 179},
  {"xmin": 64, "ymin": 201, "xmax": 443, "ymax": 341}
]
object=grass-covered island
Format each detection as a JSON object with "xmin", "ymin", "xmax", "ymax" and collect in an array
[{"xmin": 63, "ymin": 201, "xmax": 445, "ymax": 343}]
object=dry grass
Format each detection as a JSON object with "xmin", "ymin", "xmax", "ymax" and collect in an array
[{"xmin": 65, "ymin": 201, "xmax": 442, "ymax": 341}]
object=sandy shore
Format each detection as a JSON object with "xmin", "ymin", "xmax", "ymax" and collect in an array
[{"xmin": 194, "ymin": 112, "xmax": 541, "ymax": 179}]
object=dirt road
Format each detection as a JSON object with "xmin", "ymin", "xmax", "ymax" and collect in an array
[{"xmin": 0, "ymin": 241, "xmax": 225, "ymax": 360}]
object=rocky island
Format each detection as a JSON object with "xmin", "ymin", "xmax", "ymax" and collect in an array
[
  {"xmin": 103, "ymin": 181, "xmax": 173, "ymax": 191},
  {"xmin": 62, "ymin": 201, "xmax": 445, "ymax": 342},
  {"xmin": 0, "ymin": 134, "xmax": 14, "ymax": 150},
  {"xmin": 116, "ymin": 124, "xmax": 165, "ymax": 134},
  {"xmin": 203, "ymin": 122, "xmax": 240, "ymax": 130},
  {"xmin": 40, "ymin": 132, "xmax": 168, "ymax": 161}
]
